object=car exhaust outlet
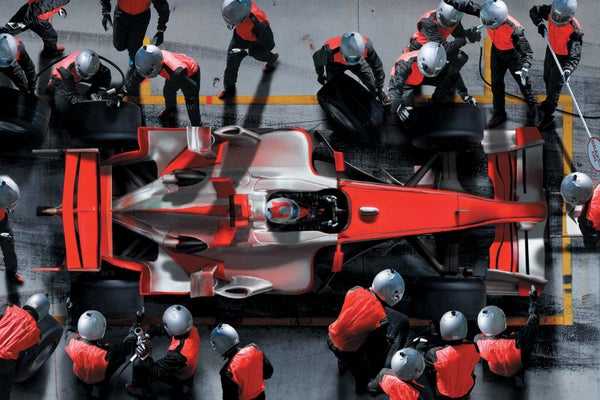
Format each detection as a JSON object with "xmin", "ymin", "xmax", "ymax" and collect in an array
[
  {"xmin": 163, "ymin": 236, "xmax": 208, "ymax": 254},
  {"xmin": 213, "ymin": 125, "xmax": 261, "ymax": 146},
  {"xmin": 187, "ymin": 126, "xmax": 216, "ymax": 157}
]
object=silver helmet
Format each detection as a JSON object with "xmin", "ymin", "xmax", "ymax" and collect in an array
[
  {"xmin": 0, "ymin": 175, "xmax": 20, "ymax": 211},
  {"xmin": 437, "ymin": 1, "xmax": 464, "ymax": 29},
  {"xmin": 560, "ymin": 172, "xmax": 593, "ymax": 205},
  {"xmin": 210, "ymin": 323, "xmax": 240, "ymax": 356},
  {"xmin": 391, "ymin": 348, "xmax": 425, "ymax": 381},
  {"xmin": 551, "ymin": 0, "xmax": 576, "ymax": 26},
  {"xmin": 24, "ymin": 293, "xmax": 50, "ymax": 321},
  {"xmin": 0, "ymin": 33, "xmax": 18, "ymax": 68},
  {"xmin": 77, "ymin": 310, "xmax": 107, "ymax": 341},
  {"xmin": 135, "ymin": 45, "xmax": 163, "ymax": 78},
  {"xmin": 440, "ymin": 310, "xmax": 468, "ymax": 341},
  {"xmin": 480, "ymin": 0, "xmax": 508, "ymax": 30},
  {"xmin": 417, "ymin": 41, "xmax": 447, "ymax": 78},
  {"xmin": 371, "ymin": 269, "xmax": 405, "ymax": 306},
  {"xmin": 162, "ymin": 304, "xmax": 193, "ymax": 336},
  {"xmin": 477, "ymin": 305, "xmax": 506, "ymax": 337},
  {"xmin": 340, "ymin": 31, "xmax": 366, "ymax": 65},
  {"xmin": 222, "ymin": 0, "xmax": 252, "ymax": 28},
  {"xmin": 75, "ymin": 49, "xmax": 100, "ymax": 79}
]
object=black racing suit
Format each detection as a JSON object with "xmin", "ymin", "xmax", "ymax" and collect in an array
[
  {"xmin": 0, "ymin": 39, "xmax": 36, "ymax": 93},
  {"xmin": 445, "ymin": 0, "xmax": 536, "ymax": 115},
  {"xmin": 0, "ymin": 210, "xmax": 18, "ymax": 278},
  {"xmin": 49, "ymin": 60, "xmax": 112, "ymax": 113},
  {"xmin": 101, "ymin": 0, "xmax": 170, "ymax": 62},
  {"xmin": 223, "ymin": 12, "xmax": 276, "ymax": 90},
  {"xmin": 0, "ymin": 0, "xmax": 70, "ymax": 55},
  {"xmin": 312, "ymin": 36, "xmax": 386, "ymax": 95},
  {"xmin": 408, "ymin": 11, "xmax": 475, "ymax": 99},
  {"xmin": 530, "ymin": 4, "xmax": 583, "ymax": 117}
]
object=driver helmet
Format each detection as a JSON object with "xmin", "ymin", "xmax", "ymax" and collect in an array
[
  {"xmin": 0, "ymin": 33, "xmax": 18, "ymax": 68},
  {"xmin": 477, "ymin": 305, "xmax": 507, "ymax": 337},
  {"xmin": 222, "ymin": 0, "xmax": 252, "ymax": 28},
  {"xmin": 75, "ymin": 49, "xmax": 100, "ymax": 80},
  {"xmin": 551, "ymin": 0, "xmax": 577, "ymax": 26},
  {"xmin": 340, "ymin": 31, "xmax": 366, "ymax": 65},
  {"xmin": 391, "ymin": 348, "xmax": 425, "ymax": 381},
  {"xmin": 417, "ymin": 42, "xmax": 447, "ymax": 78},
  {"xmin": 134, "ymin": 45, "xmax": 163, "ymax": 78},
  {"xmin": 480, "ymin": 0, "xmax": 508, "ymax": 30},
  {"xmin": 162, "ymin": 304, "xmax": 193, "ymax": 336},
  {"xmin": 77, "ymin": 310, "xmax": 107, "ymax": 341},
  {"xmin": 560, "ymin": 172, "xmax": 593, "ymax": 205},
  {"xmin": 0, "ymin": 175, "xmax": 20, "ymax": 211},
  {"xmin": 210, "ymin": 323, "xmax": 240, "ymax": 356},
  {"xmin": 24, "ymin": 293, "xmax": 50, "ymax": 321},
  {"xmin": 266, "ymin": 197, "xmax": 301, "ymax": 224},
  {"xmin": 437, "ymin": 1, "xmax": 464, "ymax": 29},
  {"xmin": 371, "ymin": 268, "xmax": 405, "ymax": 306},
  {"xmin": 440, "ymin": 310, "xmax": 468, "ymax": 341}
]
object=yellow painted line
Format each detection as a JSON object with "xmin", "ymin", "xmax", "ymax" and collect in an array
[{"xmin": 561, "ymin": 96, "xmax": 575, "ymax": 325}]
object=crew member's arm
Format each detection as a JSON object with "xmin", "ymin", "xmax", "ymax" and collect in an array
[
  {"xmin": 364, "ymin": 38, "xmax": 386, "ymax": 92},
  {"xmin": 512, "ymin": 26, "xmax": 533, "ymax": 70},
  {"xmin": 443, "ymin": 0, "xmax": 481, "ymax": 17},
  {"xmin": 312, "ymin": 45, "xmax": 331, "ymax": 85}
]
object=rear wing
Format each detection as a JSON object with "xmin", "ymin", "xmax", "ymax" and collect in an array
[
  {"xmin": 60, "ymin": 150, "xmax": 104, "ymax": 270},
  {"xmin": 482, "ymin": 127, "xmax": 547, "ymax": 295}
]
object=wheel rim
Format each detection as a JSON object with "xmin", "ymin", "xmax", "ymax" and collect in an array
[
  {"xmin": 327, "ymin": 105, "xmax": 356, "ymax": 133},
  {"xmin": 0, "ymin": 121, "xmax": 29, "ymax": 134}
]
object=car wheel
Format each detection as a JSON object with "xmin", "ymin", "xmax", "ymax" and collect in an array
[
  {"xmin": 409, "ymin": 102, "xmax": 483, "ymax": 151},
  {"xmin": 70, "ymin": 279, "xmax": 142, "ymax": 320},
  {"xmin": 317, "ymin": 74, "xmax": 385, "ymax": 144},
  {"xmin": 14, "ymin": 315, "xmax": 63, "ymax": 382},
  {"xmin": 0, "ymin": 87, "xmax": 51, "ymax": 140},
  {"xmin": 67, "ymin": 101, "xmax": 141, "ymax": 148},
  {"xmin": 408, "ymin": 277, "xmax": 486, "ymax": 321}
]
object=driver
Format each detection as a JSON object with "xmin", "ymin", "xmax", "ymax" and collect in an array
[
  {"xmin": 265, "ymin": 194, "xmax": 341, "ymax": 231},
  {"xmin": 265, "ymin": 197, "xmax": 307, "ymax": 225}
]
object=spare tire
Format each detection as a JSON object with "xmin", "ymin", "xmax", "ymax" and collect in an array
[
  {"xmin": 317, "ymin": 74, "xmax": 385, "ymax": 144},
  {"xmin": 67, "ymin": 100, "xmax": 141, "ymax": 147},
  {"xmin": 408, "ymin": 277, "xmax": 486, "ymax": 321},
  {"xmin": 410, "ymin": 102, "xmax": 483, "ymax": 151},
  {"xmin": 14, "ymin": 315, "xmax": 63, "ymax": 382},
  {"xmin": 0, "ymin": 87, "xmax": 51, "ymax": 140}
]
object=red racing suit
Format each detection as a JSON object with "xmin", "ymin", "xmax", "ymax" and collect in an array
[
  {"xmin": 0, "ymin": 306, "xmax": 40, "ymax": 360},
  {"xmin": 578, "ymin": 184, "xmax": 600, "ymax": 249},
  {"xmin": 474, "ymin": 336, "xmax": 522, "ymax": 377},
  {"xmin": 65, "ymin": 339, "xmax": 109, "ymax": 384},
  {"xmin": 368, "ymin": 367, "xmax": 435, "ymax": 400},
  {"xmin": 221, "ymin": 344, "xmax": 274, "ymax": 400},
  {"xmin": 424, "ymin": 342, "xmax": 480, "ymax": 399}
]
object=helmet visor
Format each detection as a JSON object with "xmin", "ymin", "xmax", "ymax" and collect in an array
[
  {"xmin": 343, "ymin": 53, "xmax": 362, "ymax": 65},
  {"xmin": 551, "ymin": 11, "xmax": 571, "ymax": 25}
]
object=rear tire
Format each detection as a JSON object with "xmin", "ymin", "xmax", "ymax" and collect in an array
[
  {"xmin": 14, "ymin": 315, "xmax": 63, "ymax": 382},
  {"xmin": 0, "ymin": 87, "xmax": 51, "ymax": 140},
  {"xmin": 408, "ymin": 277, "xmax": 486, "ymax": 321},
  {"xmin": 317, "ymin": 74, "xmax": 384, "ymax": 144},
  {"xmin": 67, "ymin": 101, "xmax": 141, "ymax": 148},
  {"xmin": 410, "ymin": 102, "xmax": 483, "ymax": 151}
]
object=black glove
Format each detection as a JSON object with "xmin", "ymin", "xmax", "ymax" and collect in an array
[
  {"xmin": 146, "ymin": 324, "xmax": 166, "ymax": 338},
  {"xmin": 102, "ymin": 13, "xmax": 113, "ymax": 31},
  {"xmin": 58, "ymin": 8, "xmax": 67, "ymax": 18},
  {"xmin": 454, "ymin": 37, "xmax": 467, "ymax": 48},
  {"xmin": 377, "ymin": 89, "xmax": 391, "ymax": 109},
  {"xmin": 135, "ymin": 341, "xmax": 150, "ymax": 360},
  {"xmin": 466, "ymin": 26, "xmax": 482, "ymax": 43},
  {"xmin": 106, "ymin": 88, "xmax": 125, "ymax": 107},
  {"xmin": 317, "ymin": 74, "xmax": 327, "ymax": 85},
  {"xmin": 396, "ymin": 105, "xmax": 413, "ymax": 122},
  {"xmin": 562, "ymin": 69, "xmax": 571, "ymax": 82},
  {"xmin": 528, "ymin": 285, "xmax": 538, "ymax": 314},
  {"xmin": 152, "ymin": 31, "xmax": 164, "ymax": 46},
  {"xmin": 537, "ymin": 23, "xmax": 547, "ymax": 38},
  {"xmin": 57, "ymin": 66, "xmax": 71, "ymax": 81}
]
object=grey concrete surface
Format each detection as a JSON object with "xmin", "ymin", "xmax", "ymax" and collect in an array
[{"xmin": 0, "ymin": 0, "xmax": 599, "ymax": 399}]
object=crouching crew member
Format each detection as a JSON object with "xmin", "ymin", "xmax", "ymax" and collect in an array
[
  {"xmin": 0, "ymin": 33, "xmax": 36, "ymax": 94},
  {"xmin": 211, "ymin": 323, "xmax": 274, "ymax": 400}
]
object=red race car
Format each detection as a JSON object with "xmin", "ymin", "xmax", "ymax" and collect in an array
[{"xmin": 38, "ymin": 103, "xmax": 546, "ymax": 318}]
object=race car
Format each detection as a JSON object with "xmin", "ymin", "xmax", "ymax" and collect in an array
[{"xmin": 38, "ymin": 103, "xmax": 547, "ymax": 316}]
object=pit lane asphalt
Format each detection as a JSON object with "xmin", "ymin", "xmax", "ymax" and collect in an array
[{"xmin": 1, "ymin": 1, "xmax": 599, "ymax": 399}]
